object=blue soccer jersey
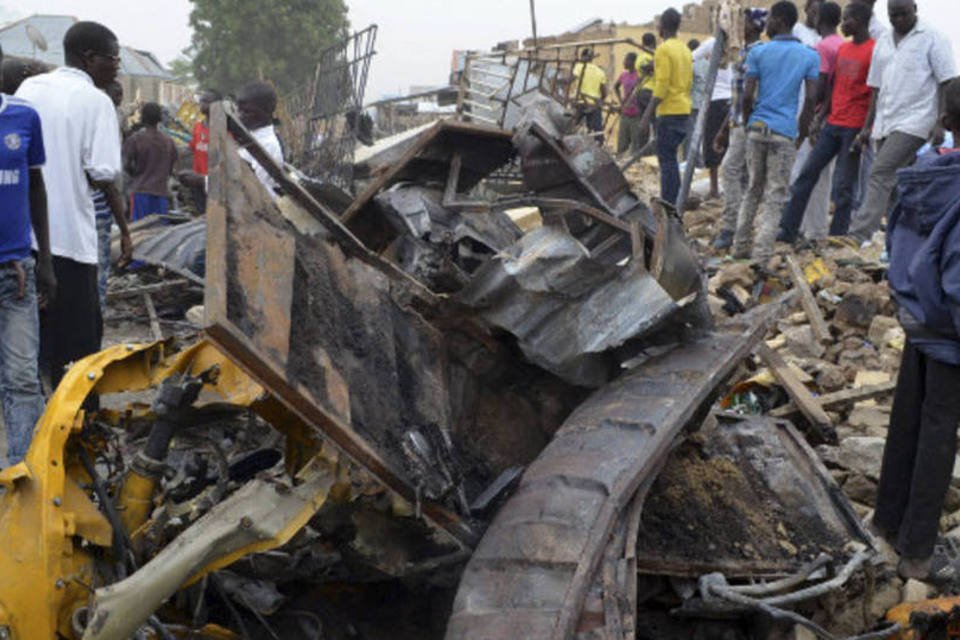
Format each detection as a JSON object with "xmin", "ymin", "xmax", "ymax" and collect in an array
[{"xmin": 0, "ymin": 95, "xmax": 45, "ymax": 263}]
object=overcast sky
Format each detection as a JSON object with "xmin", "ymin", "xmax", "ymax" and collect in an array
[{"xmin": 4, "ymin": 0, "xmax": 957, "ymax": 101}]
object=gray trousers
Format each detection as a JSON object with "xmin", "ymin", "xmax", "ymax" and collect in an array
[
  {"xmin": 617, "ymin": 113, "xmax": 647, "ymax": 154},
  {"xmin": 733, "ymin": 129, "xmax": 796, "ymax": 262},
  {"xmin": 849, "ymin": 131, "xmax": 925, "ymax": 242},
  {"xmin": 719, "ymin": 125, "xmax": 748, "ymax": 235},
  {"xmin": 792, "ymin": 139, "xmax": 835, "ymax": 241}
]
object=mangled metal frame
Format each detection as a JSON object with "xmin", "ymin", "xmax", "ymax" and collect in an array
[
  {"xmin": 283, "ymin": 25, "xmax": 378, "ymax": 187},
  {"xmin": 205, "ymin": 104, "xmax": 479, "ymax": 548},
  {"xmin": 457, "ymin": 37, "xmax": 654, "ymax": 132}
]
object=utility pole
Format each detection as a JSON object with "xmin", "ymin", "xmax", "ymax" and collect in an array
[{"xmin": 529, "ymin": 0, "xmax": 539, "ymax": 48}]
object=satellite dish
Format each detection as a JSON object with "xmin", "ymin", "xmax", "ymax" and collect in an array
[{"xmin": 25, "ymin": 25, "xmax": 48, "ymax": 52}]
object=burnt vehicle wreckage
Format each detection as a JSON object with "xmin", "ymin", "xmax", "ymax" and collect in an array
[{"xmin": 0, "ymin": 47, "xmax": 906, "ymax": 640}]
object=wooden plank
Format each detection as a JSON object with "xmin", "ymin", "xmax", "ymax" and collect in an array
[
  {"xmin": 143, "ymin": 294, "xmax": 163, "ymax": 341},
  {"xmin": 755, "ymin": 343, "xmax": 831, "ymax": 429},
  {"xmin": 106, "ymin": 278, "xmax": 191, "ymax": 300},
  {"xmin": 786, "ymin": 255, "xmax": 831, "ymax": 343},
  {"xmin": 770, "ymin": 381, "xmax": 897, "ymax": 418}
]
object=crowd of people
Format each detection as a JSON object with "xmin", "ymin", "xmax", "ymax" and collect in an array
[
  {"xmin": 1, "ymin": 20, "xmax": 285, "ymax": 468},
  {"xmin": 574, "ymin": 0, "xmax": 960, "ymax": 585},
  {"xmin": 5, "ymin": 1, "xmax": 960, "ymax": 587}
]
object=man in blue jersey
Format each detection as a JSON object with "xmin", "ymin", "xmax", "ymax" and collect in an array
[
  {"xmin": 0, "ymin": 45, "xmax": 56, "ymax": 464},
  {"xmin": 732, "ymin": 1, "xmax": 820, "ymax": 264}
]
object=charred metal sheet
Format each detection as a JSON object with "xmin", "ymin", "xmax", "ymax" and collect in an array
[
  {"xmin": 513, "ymin": 109, "xmax": 704, "ymax": 303},
  {"xmin": 635, "ymin": 414, "xmax": 872, "ymax": 579},
  {"xmin": 513, "ymin": 108, "xmax": 642, "ymax": 220},
  {"xmin": 378, "ymin": 185, "xmax": 523, "ymax": 293},
  {"xmin": 446, "ymin": 300, "xmax": 787, "ymax": 640},
  {"xmin": 130, "ymin": 218, "xmax": 206, "ymax": 285},
  {"xmin": 205, "ymin": 105, "xmax": 587, "ymax": 549},
  {"xmin": 340, "ymin": 120, "xmax": 516, "ymax": 251},
  {"xmin": 457, "ymin": 223, "xmax": 692, "ymax": 387}
]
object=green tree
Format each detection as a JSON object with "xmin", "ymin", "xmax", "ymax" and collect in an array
[
  {"xmin": 187, "ymin": 0, "xmax": 349, "ymax": 95},
  {"xmin": 168, "ymin": 53, "xmax": 195, "ymax": 86}
]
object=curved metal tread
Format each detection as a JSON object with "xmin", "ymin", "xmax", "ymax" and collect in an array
[{"xmin": 447, "ymin": 303, "xmax": 783, "ymax": 639}]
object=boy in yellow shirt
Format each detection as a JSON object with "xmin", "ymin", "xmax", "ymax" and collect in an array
[
  {"xmin": 639, "ymin": 8, "xmax": 693, "ymax": 205},
  {"xmin": 572, "ymin": 48, "xmax": 608, "ymax": 136}
]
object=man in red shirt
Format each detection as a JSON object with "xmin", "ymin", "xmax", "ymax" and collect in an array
[
  {"xmin": 779, "ymin": 1, "xmax": 875, "ymax": 240},
  {"xmin": 179, "ymin": 89, "xmax": 220, "ymax": 212}
]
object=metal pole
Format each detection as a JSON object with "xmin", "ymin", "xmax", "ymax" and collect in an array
[
  {"xmin": 529, "ymin": 0, "xmax": 539, "ymax": 48},
  {"xmin": 676, "ymin": 27, "xmax": 726, "ymax": 216}
]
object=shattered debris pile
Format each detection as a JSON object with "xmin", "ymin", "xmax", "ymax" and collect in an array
[
  {"xmin": 637, "ymin": 416, "xmax": 852, "ymax": 576},
  {"xmin": 0, "ymin": 93, "xmax": 926, "ymax": 640}
]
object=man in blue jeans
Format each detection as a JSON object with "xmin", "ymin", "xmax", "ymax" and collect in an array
[
  {"xmin": 0, "ymin": 51, "xmax": 57, "ymax": 464},
  {"xmin": 780, "ymin": 2, "xmax": 876, "ymax": 242},
  {"xmin": 732, "ymin": 1, "xmax": 820, "ymax": 263},
  {"xmin": 638, "ymin": 7, "xmax": 692, "ymax": 206}
]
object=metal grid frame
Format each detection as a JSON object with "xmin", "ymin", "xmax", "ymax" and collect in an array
[
  {"xmin": 283, "ymin": 25, "xmax": 378, "ymax": 189},
  {"xmin": 456, "ymin": 38, "xmax": 652, "ymax": 132}
]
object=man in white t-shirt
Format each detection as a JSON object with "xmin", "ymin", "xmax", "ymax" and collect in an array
[
  {"xmin": 236, "ymin": 81, "xmax": 284, "ymax": 199},
  {"xmin": 848, "ymin": 0, "xmax": 957, "ymax": 242},
  {"xmin": 16, "ymin": 21, "xmax": 124, "ymax": 386},
  {"xmin": 793, "ymin": 0, "xmax": 824, "ymax": 46}
]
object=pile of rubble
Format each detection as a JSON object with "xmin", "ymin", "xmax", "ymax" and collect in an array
[
  {"xmin": 21, "ymin": 90, "xmax": 957, "ymax": 638},
  {"xmin": 626, "ymin": 177, "xmax": 960, "ymax": 626}
]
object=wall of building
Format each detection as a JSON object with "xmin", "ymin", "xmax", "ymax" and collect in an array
[{"xmin": 118, "ymin": 76, "xmax": 193, "ymax": 108}]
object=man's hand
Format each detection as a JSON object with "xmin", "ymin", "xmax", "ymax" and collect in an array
[
  {"xmin": 118, "ymin": 230, "xmax": 133, "ymax": 267},
  {"xmin": 808, "ymin": 116, "xmax": 823, "ymax": 146},
  {"xmin": 36, "ymin": 255, "xmax": 56, "ymax": 309},
  {"xmin": 638, "ymin": 114, "xmax": 651, "ymax": 139},
  {"xmin": 852, "ymin": 127, "xmax": 871, "ymax": 153},
  {"xmin": 713, "ymin": 129, "xmax": 729, "ymax": 154}
]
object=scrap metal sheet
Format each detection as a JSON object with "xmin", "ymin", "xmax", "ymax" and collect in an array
[{"xmin": 458, "ymin": 224, "xmax": 687, "ymax": 387}]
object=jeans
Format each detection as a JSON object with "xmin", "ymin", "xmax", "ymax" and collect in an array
[
  {"xmin": 781, "ymin": 124, "xmax": 861, "ymax": 241},
  {"xmin": 849, "ymin": 131, "xmax": 925, "ymax": 242},
  {"xmin": 656, "ymin": 115, "xmax": 689, "ymax": 206},
  {"xmin": 719, "ymin": 125, "xmax": 748, "ymax": 235},
  {"xmin": 96, "ymin": 214, "xmax": 112, "ymax": 314},
  {"xmin": 0, "ymin": 257, "xmax": 44, "ymax": 464},
  {"xmin": 683, "ymin": 108, "xmax": 700, "ymax": 161},
  {"xmin": 733, "ymin": 128, "xmax": 796, "ymax": 262},
  {"xmin": 874, "ymin": 340, "xmax": 960, "ymax": 560}
]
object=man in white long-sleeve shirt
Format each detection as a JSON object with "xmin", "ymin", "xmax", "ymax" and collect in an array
[{"xmin": 16, "ymin": 21, "xmax": 123, "ymax": 386}]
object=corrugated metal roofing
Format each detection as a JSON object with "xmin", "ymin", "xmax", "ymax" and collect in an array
[{"xmin": 0, "ymin": 14, "xmax": 172, "ymax": 79}]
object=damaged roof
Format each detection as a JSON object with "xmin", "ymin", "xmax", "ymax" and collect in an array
[{"xmin": 0, "ymin": 14, "xmax": 173, "ymax": 79}]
